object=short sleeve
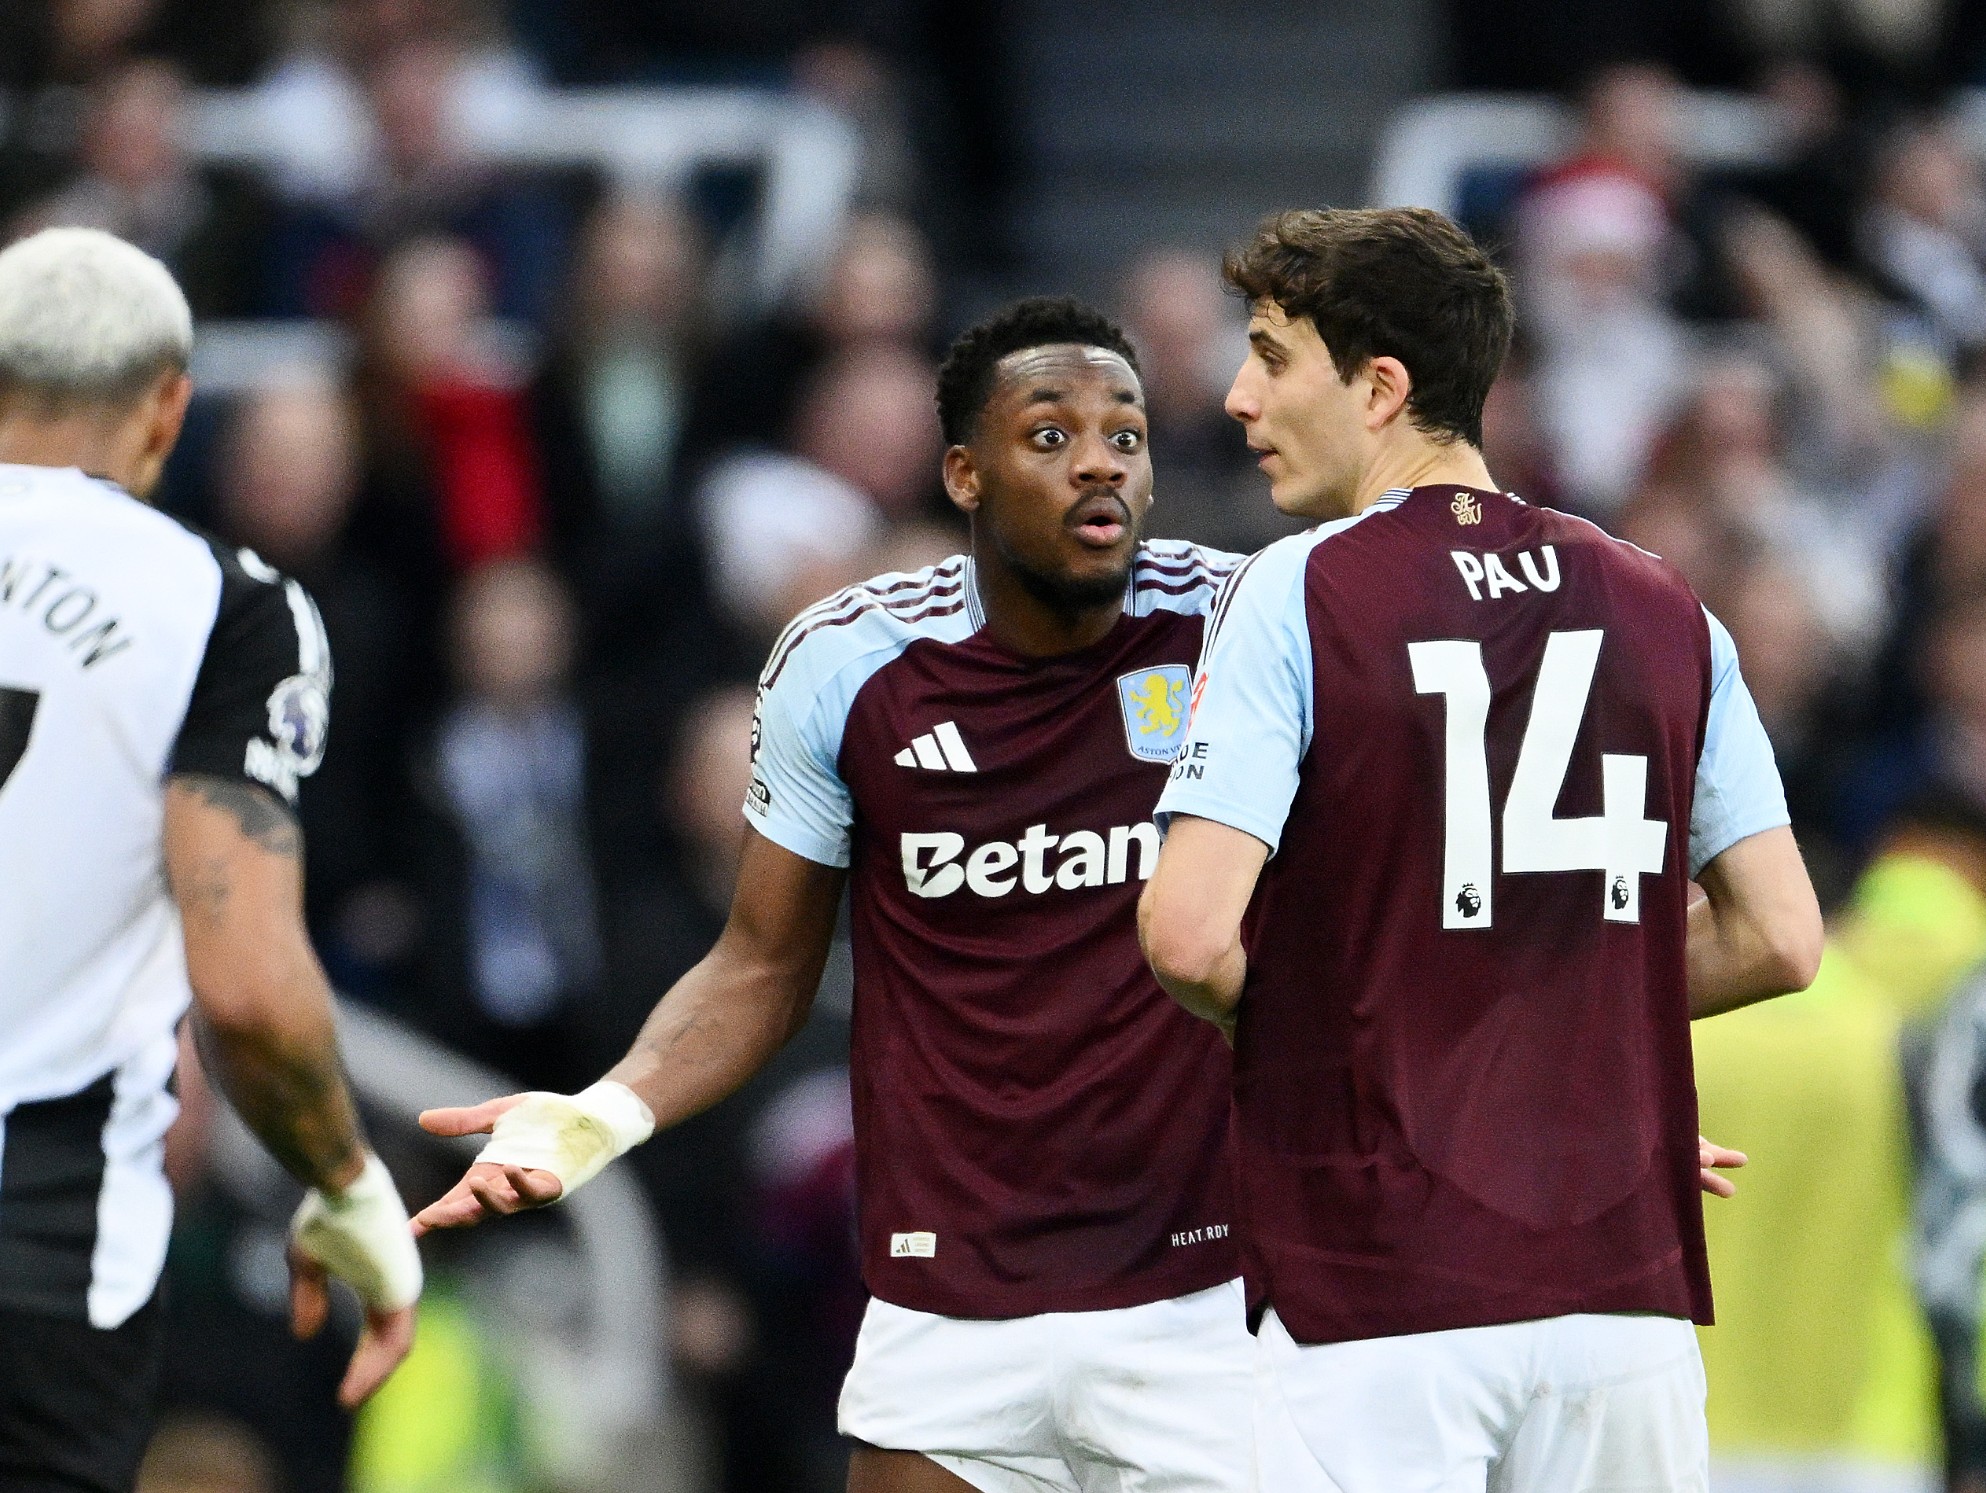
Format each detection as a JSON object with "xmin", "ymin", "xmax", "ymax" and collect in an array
[
  {"xmin": 745, "ymin": 661, "xmax": 856, "ymax": 869},
  {"xmin": 168, "ymin": 546, "xmax": 332, "ymax": 806},
  {"xmin": 1689, "ymin": 607, "xmax": 1790, "ymax": 876},
  {"xmin": 1154, "ymin": 539, "xmax": 1316, "ymax": 852}
]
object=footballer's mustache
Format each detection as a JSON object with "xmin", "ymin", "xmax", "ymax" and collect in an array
[{"xmin": 1066, "ymin": 490, "xmax": 1134, "ymax": 532}]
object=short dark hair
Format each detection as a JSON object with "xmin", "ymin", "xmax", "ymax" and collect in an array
[
  {"xmin": 936, "ymin": 296, "xmax": 1140, "ymax": 447},
  {"xmin": 1224, "ymin": 207, "xmax": 1513, "ymax": 448}
]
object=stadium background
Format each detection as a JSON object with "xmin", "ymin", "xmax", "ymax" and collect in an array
[{"xmin": 11, "ymin": 0, "xmax": 1986, "ymax": 1488}]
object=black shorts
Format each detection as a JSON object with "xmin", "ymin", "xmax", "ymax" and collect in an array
[{"xmin": 0, "ymin": 1295, "xmax": 162, "ymax": 1493}]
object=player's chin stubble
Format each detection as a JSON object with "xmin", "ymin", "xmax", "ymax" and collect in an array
[{"xmin": 995, "ymin": 520, "xmax": 1138, "ymax": 614}]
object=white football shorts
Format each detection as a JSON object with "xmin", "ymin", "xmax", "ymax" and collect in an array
[
  {"xmin": 1254, "ymin": 1308, "xmax": 1709, "ymax": 1493},
  {"xmin": 838, "ymin": 1278, "xmax": 1252, "ymax": 1492}
]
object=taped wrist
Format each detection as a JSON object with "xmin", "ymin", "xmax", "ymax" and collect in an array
[
  {"xmin": 474, "ymin": 1080, "xmax": 656, "ymax": 1197},
  {"xmin": 291, "ymin": 1153, "xmax": 423, "ymax": 1311}
]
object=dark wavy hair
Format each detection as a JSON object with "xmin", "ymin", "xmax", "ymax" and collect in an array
[
  {"xmin": 935, "ymin": 296, "xmax": 1140, "ymax": 447},
  {"xmin": 1224, "ymin": 207, "xmax": 1512, "ymax": 448}
]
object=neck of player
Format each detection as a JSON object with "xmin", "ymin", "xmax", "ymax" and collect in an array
[
  {"xmin": 0, "ymin": 390, "xmax": 177, "ymax": 499},
  {"xmin": 1346, "ymin": 433, "xmax": 1497, "ymax": 518},
  {"xmin": 972, "ymin": 539, "xmax": 1125, "ymax": 658}
]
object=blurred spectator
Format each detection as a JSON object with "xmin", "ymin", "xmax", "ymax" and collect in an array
[
  {"xmin": 1721, "ymin": 62, "xmax": 1867, "ymax": 275},
  {"xmin": 1624, "ymin": 355, "xmax": 1886, "ymax": 648},
  {"xmin": 354, "ymin": 235, "xmax": 543, "ymax": 581},
  {"xmin": 1697, "ymin": 792, "xmax": 1986, "ymax": 1493},
  {"xmin": 868, "ymin": 519, "xmax": 967, "ymax": 581},
  {"xmin": 260, "ymin": 30, "xmax": 569, "ymax": 323},
  {"xmin": 252, "ymin": 0, "xmax": 541, "ymax": 179},
  {"xmin": 1725, "ymin": 561, "xmax": 1835, "ymax": 747},
  {"xmin": 1516, "ymin": 69, "xmax": 1692, "ymax": 515},
  {"xmin": 695, "ymin": 446, "xmax": 878, "ymax": 644},
  {"xmin": 1729, "ymin": 0, "xmax": 1947, "ymax": 89},
  {"xmin": 408, "ymin": 557, "xmax": 603, "ymax": 1090},
  {"xmin": 1118, "ymin": 247, "xmax": 1294, "ymax": 553},
  {"xmin": 0, "ymin": 0, "xmax": 282, "ymax": 92},
  {"xmin": 1557, "ymin": 62, "xmax": 1689, "ymax": 199},
  {"xmin": 1843, "ymin": 587, "xmax": 1986, "ymax": 851},
  {"xmin": 790, "ymin": 341, "xmax": 943, "ymax": 521},
  {"xmin": 1861, "ymin": 118, "xmax": 1986, "ymax": 359},
  {"xmin": 0, "ymin": 0, "xmax": 161, "ymax": 219},
  {"xmin": 697, "ymin": 344, "xmax": 947, "ymax": 641},
  {"xmin": 534, "ymin": 191, "xmax": 720, "ymax": 665},
  {"xmin": 1718, "ymin": 202, "xmax": 1889, "ymax": 489},
  {"xmin": 1862, "ymin": 382, "xmax": 1986, "ymax": 752},
  {"xmin": 21, "ymin": 0, "xmax": 162, "ymax": 83},
  {"xmin": 793, "ymin": 40, "xmax": 922, "ymax": 216},
  {"xmin": 809, "ymin": 210, "xmax": 939, "ymax": 350},
  {"xmin": 14, "ymin": 59, "xmax": 276, "ymax": 316},
  {"xmin": 212, "ymin": 373, "xmax": 430, "ymax": 986},
  {"xmin": 686, "ymin": 210, "xmax": 939, "ymax": 460},
  {"xmin": 539, "ymin": 193, "xmax": 706, "ymax": 561},
  {"xmin": 1721, "ymin": 555, "xmax": 1860, "ymax": 896}
]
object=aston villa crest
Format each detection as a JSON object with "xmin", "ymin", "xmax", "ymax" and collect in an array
[{"xmin": 1116, "ymin": 665, "xmax": 1191, "ymax": 763}]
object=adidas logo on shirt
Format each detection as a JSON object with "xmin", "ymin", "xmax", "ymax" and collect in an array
[{"xmin": 895, "ymin": 721, "xmax": 977, "ymax": 773}]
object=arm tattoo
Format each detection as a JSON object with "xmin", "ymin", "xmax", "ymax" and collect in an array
[{"xmin": 174, "ymin": 773, "xmax": 301, "ymax": 855}]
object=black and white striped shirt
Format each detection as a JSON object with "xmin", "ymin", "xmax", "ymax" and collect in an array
[{"xmin": 0, "ymin": 463, "xmax": 330, "ymax": 1327}]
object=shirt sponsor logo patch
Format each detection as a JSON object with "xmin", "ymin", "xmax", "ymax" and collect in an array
[
  {"xmin": 889, "ymin": 1231, "xmax": 937, "ymax": 1258},
  {"xmin": 1116, "ymin": 665, "xmax": 1190, "ymax": 764},
  {"xmin": 900, "ymin": 822, "xmax": 1158, "ymax": 898}
]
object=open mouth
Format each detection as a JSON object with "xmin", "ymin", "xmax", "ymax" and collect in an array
[{"xmin": 1069, "ymin": 492, "xmax": 1131, "ymax": 549}]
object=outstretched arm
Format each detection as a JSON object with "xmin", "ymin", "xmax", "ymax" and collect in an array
[
  {"xmin": 413, "ymin": 827, "xmax": 845, "ymax": 1231},
  {"xmin": 1688, "ymin": 826, "xmax": 1824, "ymax": 1019},
  {"xmin": 164, "ymin": 773, "xmax": 419, "ymax": 1409}
]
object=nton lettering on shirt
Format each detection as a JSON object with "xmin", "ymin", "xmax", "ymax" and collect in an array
[{"xmin": 900, "ymin": 822, "xmax": 1160, "ymax": 899}]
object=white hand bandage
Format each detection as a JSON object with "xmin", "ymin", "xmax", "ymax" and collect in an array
[
  {"xmin": 474, "ymin": 1080, "xmax": 656, "ymax": 1199},
  {"xmin": 291, "ymin": 1152, "xmax": 424, "ymax": 1312}
]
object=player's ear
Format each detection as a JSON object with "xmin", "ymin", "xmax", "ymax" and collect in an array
[
  {"xmin": 126, "ymin": 370, "xmax": 194, "ymax": 500},
  {"xmin": 1364, "ymin": 356, "xmax": 1412, "ymax": 432},
  {"xmin": 942, "ymin": 445, "xmax": 982, "ymax": 515}
]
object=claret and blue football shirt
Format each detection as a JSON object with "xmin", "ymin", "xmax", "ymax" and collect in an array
[
  {"xmin": 747, "ymin": 541, "xmax": 1246, "ymax": 1319},
  {"xmin": 1155, "ymin": 485, "xmax": 1790, "ymax": 1344}
]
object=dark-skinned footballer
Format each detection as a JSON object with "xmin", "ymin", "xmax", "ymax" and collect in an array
[{"xmin": 413, "ymin": 298, "xmax": 1256, "ymax": 1492}]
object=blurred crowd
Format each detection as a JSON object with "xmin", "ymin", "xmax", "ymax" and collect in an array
[{"xmin": 18, "ymin": 1, "xmax": 1986, "ymax": 1490}]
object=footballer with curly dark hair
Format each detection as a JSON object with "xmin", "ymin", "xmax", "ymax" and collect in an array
[{"xmin": 415, "ymin": 295, "xmax": 1256, "ymax": 1493}]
